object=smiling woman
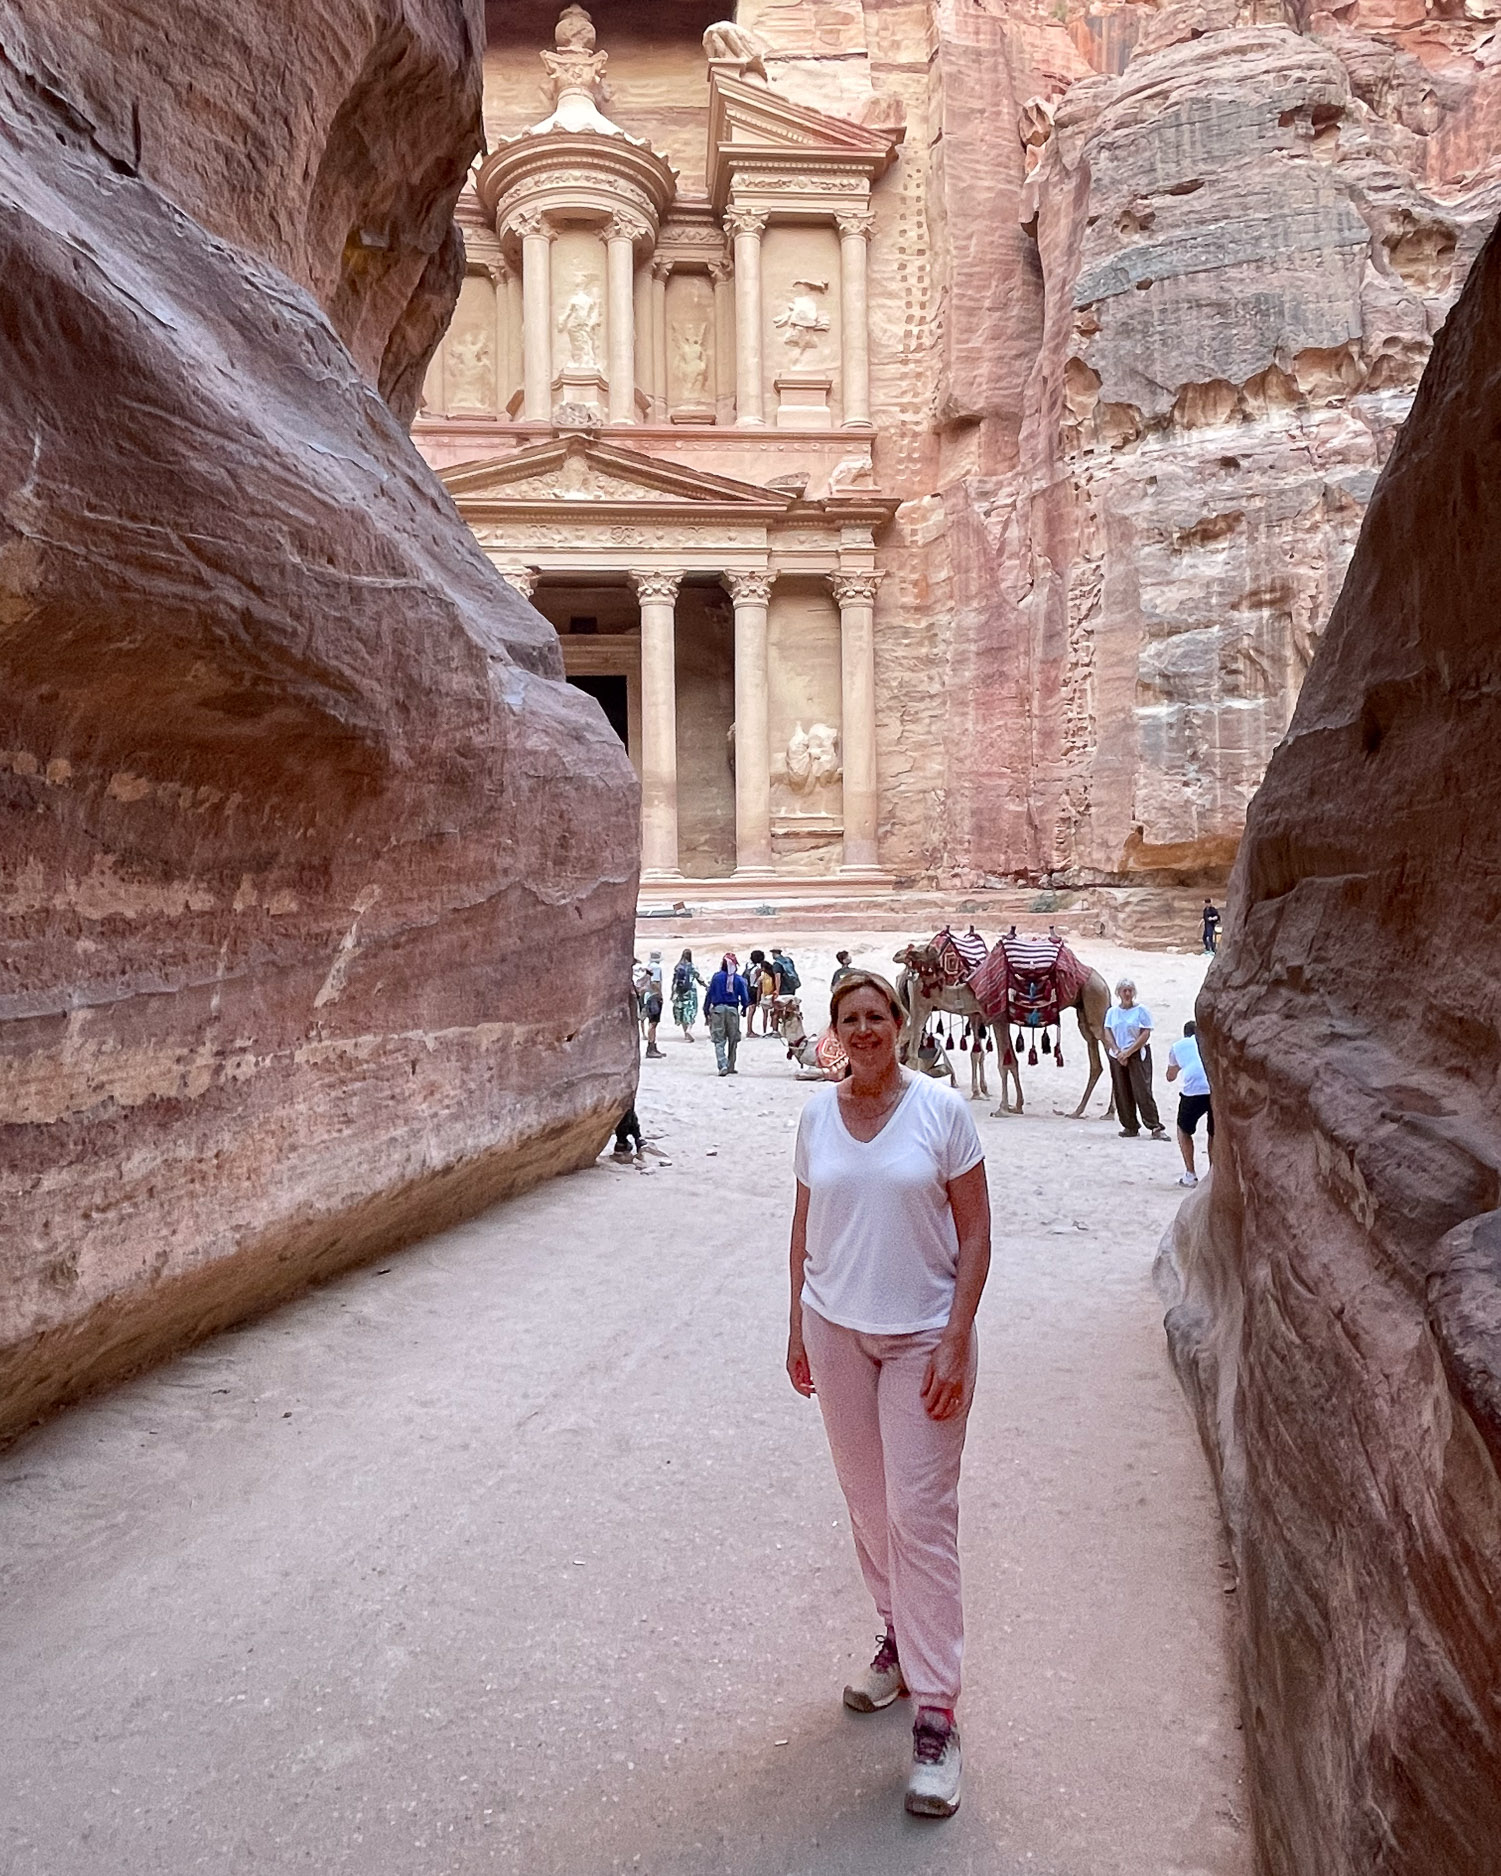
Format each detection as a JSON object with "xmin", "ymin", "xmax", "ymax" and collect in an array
[{"xmin": 785, "ymin": 971, "xmax": 992, "ymax": 1822}]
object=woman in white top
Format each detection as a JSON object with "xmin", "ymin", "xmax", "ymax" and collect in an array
[{"xmin": 787, "ymin": 971, "xmax": 991, "ymax": 1820}]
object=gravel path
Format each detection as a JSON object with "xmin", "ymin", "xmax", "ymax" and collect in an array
[{"xmin": 0, "ymin": 934, "xmax": 1247, "ymax": 1876}]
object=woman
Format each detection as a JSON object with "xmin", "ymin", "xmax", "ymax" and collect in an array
[
  {"xmin": 1103, "ymin": 977, "xmax": 1166, "ymax": 1139},
  {"xmin": 670, "ymin": 948, "xmax": 705, "ymax": 1041},
  {"xmin": 786, "ymin": 971, "xmax": 991, "ymax": 1819}
]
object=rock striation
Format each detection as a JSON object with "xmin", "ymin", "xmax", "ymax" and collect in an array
[
  {"xmin": 0, "ymin": 0, "xmax": 639, "ymax": 1442},
  {"xmin": 1158, "ymin": 222, "xmax": 1501, "ymax": 1875}
]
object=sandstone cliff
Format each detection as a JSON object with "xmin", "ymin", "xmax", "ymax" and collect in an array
[
  {"xmin": 0, "ymin": 0, "xmax": 639, "ymax": 1441},
  {"xmin": 915, "ymin": 0, "xmax": 1501, "ymax": 887},
  {"xmin": 1159, "ymin": 222, "xmax": 1501, "ymax": 1875}
]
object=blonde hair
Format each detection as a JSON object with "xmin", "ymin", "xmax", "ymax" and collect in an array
[{"xmin": 830, "ymin": 969, "xmax": 905, "ymax": 1028}]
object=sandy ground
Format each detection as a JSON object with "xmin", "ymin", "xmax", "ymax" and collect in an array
[{"xmin": 0, "ymin": 933, "xmax": 1248, "ymax": 1876}]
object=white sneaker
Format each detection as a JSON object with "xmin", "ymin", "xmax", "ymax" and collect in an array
[
  {"xmin": 843, "ymin": 1631, "xmax": 906, "ymax": 1712},
  {"xmin": 905, "ymin": 1710, "xmax": 962, "ymax": 1817},
  {"xmin": 1178, "ymin": 1171, "xmax": 1198, "ymax": 1187}
]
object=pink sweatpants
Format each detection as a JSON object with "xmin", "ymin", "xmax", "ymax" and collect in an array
[{"xmin": 802, "ymin": 1302, "xmax": 977, "ymax": 1710}]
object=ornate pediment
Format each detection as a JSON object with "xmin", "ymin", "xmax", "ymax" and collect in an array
[
  {"xmin": 440, "ymin": 436, "xmax": 796, "ymax": 514},
  {"xmin": 707, "ymin": 72, "xmax": 903, "ymax": 210}
]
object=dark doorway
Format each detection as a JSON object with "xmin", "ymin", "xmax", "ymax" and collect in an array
[{"xmin": 569, "ymin": 674, "xmax": 629, "ymax": 749}]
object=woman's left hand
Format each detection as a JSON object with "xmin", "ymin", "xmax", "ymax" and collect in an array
[{"xmin": 921, "ymin": 1329, "xmax": 971, "ymax": 1421}]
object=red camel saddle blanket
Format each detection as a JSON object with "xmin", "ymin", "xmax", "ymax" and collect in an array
[{"xmin": 970, "ymin": 937, "xmax": 1091, "ymax": 1028}]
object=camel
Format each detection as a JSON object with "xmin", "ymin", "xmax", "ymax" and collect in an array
[
  {"xmin": 892, "ymin": 945, "xmax": 993, "ymax": 1102},
  {"xmin": 774, "ymin": 999, "xmax": 841, "ymax": 1081},
  {"xmin": 776, "ymin": 996, "xmax": 957, "ymax": 1086},
  {"xmin": 989, "ymin": 963, "xmax": 1114, "ymax": 1120}
]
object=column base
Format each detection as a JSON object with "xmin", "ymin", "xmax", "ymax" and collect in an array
[
  {"xmin": 734, "ymin": 416, "xmax": 767, "ymax": 429},
  {"xmin": 640, "ymin": 868, "xmax": 687, "ymax": 887},
  {"xmin": 837, "ymin": 862, "xmax": 893, "ymax": 885},
  {"xmin": 731, "ymin": 863, "xmax": 778, "ymax": 883}
]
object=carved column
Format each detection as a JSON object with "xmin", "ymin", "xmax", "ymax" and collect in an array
[
  {"xmin": 837, "ymin": 211, "xmax": 876, "ymax": 430},
  {"xmin": 650, "ymin": 258, "xmax": 672, "ymax": 423},
  {"xmin": 726, "ymin": 208, "xmax": 767, "ymax": 427},
  {"xmin": 631, "ymin": 570, "xmax": 683, "ymax": 875},
  {"xmin": 830, "ymin": 570, "xmax": 883, "ymax": 871},
  {"xmin": 709, "ymin": 257, "xmax": 736, "ymax": 426},
  {"xmin": 487, "ymin": 261, "xmax": 511, "ymax": 417},
  {"xmin": 605, "ymin": 218, "xmax": 640, "ymax": 425},
  {"xmin": 517, "ymin": 211, "xmax": 554, "ymax": 423},
  {"xmin": 725, "ymin": 568, "xmax": 775, "ymax": 874}
]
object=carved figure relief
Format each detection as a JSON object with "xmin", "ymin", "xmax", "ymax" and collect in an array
[
  {"xmin": 557, "ymin": 282, "xmax": 602, "ymax": 370},
  {"xmin": 675, "ymin": 324, "xmax": 711, "ymax": 401},
  {"xmin": 702, "ymin": 19, "xmax": 769, "ymax": 80},
  {"xmin": 445, "ymin": 327, "xmax": 493, "ymax": 411},
  {"xmin": 774, "ymin": 279, "xmax": 831, "ymax": 358},
  {"xmin": 785, "ymin": 722, "xmax": 842, "ymax": 795}
]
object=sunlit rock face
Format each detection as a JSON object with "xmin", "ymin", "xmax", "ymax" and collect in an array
[
  {"xmin": 1159, "ymin": 224, "xmax": 1501, "ymax": 1876},
  {"xmin": 0, "ymin": 0, "xmax": 638, "ymax": 1441},
  {"xmin": 923, "ymin": 1, "xmax": 1500, "ymax": 887}
]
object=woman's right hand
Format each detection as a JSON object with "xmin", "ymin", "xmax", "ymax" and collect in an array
[{"xmin": 787, "ymin": 1331, "xmax": 815, "ymax": 1398}]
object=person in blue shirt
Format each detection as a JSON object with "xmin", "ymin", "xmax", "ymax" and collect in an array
[
  {"xmin": 1166, "ymin": 1019, "xmax": 1213, "ymax": 1186},
  {"xmin": 705, "ymin": 952, "xmax": 749, "ymax": 1076}
]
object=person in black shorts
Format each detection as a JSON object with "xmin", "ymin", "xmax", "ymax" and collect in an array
[{"xmin": 1165, "ymin": 1020, "xmax": 1213, "ymax": 1187}]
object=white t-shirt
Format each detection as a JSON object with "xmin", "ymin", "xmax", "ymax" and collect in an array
[
  {"xmin": 1104, "ymin": 1003, "xmax": 1154, "ymax": 1053},
  {"xmin": 1168, "ymin": 1034, "xmax": 1210, "ymax": 1096},
  {"xmin": 794, "ymin": 1073, "xmax": 985, "ymax": 1335}
]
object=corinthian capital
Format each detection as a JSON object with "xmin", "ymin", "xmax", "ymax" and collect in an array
[
  {"xmin": 829, "ymin": 569, "xmax": 883, "ymax": 606},
  {"xmin": 511, "ymin": 207, "xmax": 553, "ymax": 241},
  {"xmin": 500, "ymin": 566, "xmax": 539, "ymax": 598},
  {"xmin": 724, "ymin": 206, "xmax": 769, "ymax": 241},
  {"xmin": 630, "ymin": 569, "xmax": 682, "ymax": 605},
  {"xmin": 835, "ymin": 210, "xmax": 877, "ymax": 242},
  {"xmin": 724, "ymin": 568, "xmax": 775, "ymax": 605},
  {"xmin": 605, "ymin": 214, "xmax": 650, "ymax": 247}
]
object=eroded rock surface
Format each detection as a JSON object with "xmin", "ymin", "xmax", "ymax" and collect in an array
[
  {"xmin": 0, "ymin": 0, "xmax": 638, "ymax": 1441},
  {"xmin": 912, "ymin": 0, "xmax": 1501, "ymax": 887},
  {"xmin": 1158, "ymin": 223, "xmax": 1501, "ymax": 1875}
]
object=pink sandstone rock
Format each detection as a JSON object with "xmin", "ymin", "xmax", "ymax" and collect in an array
[
  {"xmin": 0, "ymin": 0, "xmax": 638, "ymax": 1442},
  {"xmin": 924, "ymin": 5, "xmax": 1501, "ymax": 888},
  {"xmin": 1159, "ymin": 221, "xmax": 1501, "ymax": 1874}
]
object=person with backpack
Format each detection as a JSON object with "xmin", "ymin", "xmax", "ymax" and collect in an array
[
  {"xmin": 670, "ymin": 948, "xmax": 706, "ymax": 1041},
  {"xmin": 705, "ymin": 953, "xmax": 749, "ymax": 1074}
]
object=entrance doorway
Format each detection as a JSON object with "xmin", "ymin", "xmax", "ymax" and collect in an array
[{"xmin": 568, "ymin": 673, "xmax": 629, "ymax": 748}]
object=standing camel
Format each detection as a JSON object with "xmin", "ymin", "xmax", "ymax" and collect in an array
[
  {"xmin": 892, "ymin": 944, "xmax": 993, "ymax": 1102},
  {"xmin": 977, "ymin": 954, "xmax": 1114, "ymax": 1119}
]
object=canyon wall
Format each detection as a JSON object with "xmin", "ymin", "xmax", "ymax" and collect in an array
[
  {"xmin": 912, "ymin": 0, "xmax": 1501, "ymax": 886},
  {"xmin": 1158, "ymin": 223, "xmax": 1501, "ymax": 1876},
  {"xmin": 0, "ymin": 0, "xmax": 639, "ymax": 1442}
]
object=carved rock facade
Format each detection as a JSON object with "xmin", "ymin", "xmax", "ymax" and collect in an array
[
  {"xmin": 0, "ymin": 0, "xmax": 638, "ymax": 1440},
  {"xmin": 1158, "ymin": 223, "xmax": 1501, "ymax": 1876},
  {"xmin": 423, "ymin": 1, "xmax": 1498, "ymax": 890}
]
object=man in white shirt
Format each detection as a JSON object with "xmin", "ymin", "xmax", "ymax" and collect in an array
[
  {"xmin": 1166, "ymin": 1019, "xmax": 1213, "ymax": 1186},
  {"xmin": 1102, "ymin": 978, "xmax": 1166, "ymax": 1139}
]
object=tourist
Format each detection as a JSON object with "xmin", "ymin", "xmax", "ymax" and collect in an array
[
  {"xmin": 752, "ymin": 949, "xmax": 780, "ymax": 1036},
  {"xmin": 831, "ymin": 949, "xmax": 855, "ymax": 988},
  {"xmin": 1166, "ymin": 1019, "xmax": 1213, "ymax": 1186},
  {"xmin": 643, "ymin": 949, "xmax": 665, "ymax": 1060},
  {"xmin": 671, "ymin": 948, "xmax": 705, "ymax": 1041},
  {"xmin": 1104, "ymin": 978, "xmax": 1166, "ymax": 1139},
  {"xmin": 705, "ymin": 953, "xmax": 748, "ymax": 1075},
  {"xmin": 786, "ymin": 970, "xmax": 991, "ymax": 1820},
  {"xmin": 610, "ymin": 1105, "xmax": 644, "ymax": 1164},
  {"xmin": 1201, "ymin": 898, "xmax": 1221, "ymax": 954},
  {"xmin": 631, "ymin": 957, "xmax": 651, "ymax": 1037}
]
